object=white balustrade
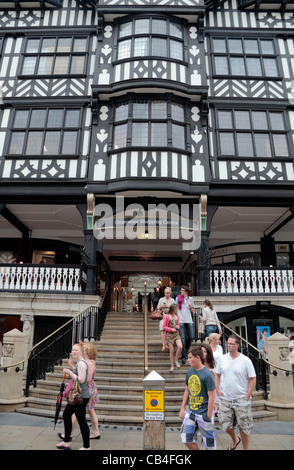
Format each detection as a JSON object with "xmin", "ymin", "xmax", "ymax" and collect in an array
[
  {"xmin": 0, "ymin": 265, "xmax": 81, "ymax": 292},
  {"xmin": 211, "ymin": 268, "xmax": 294, "ymax": 295}
]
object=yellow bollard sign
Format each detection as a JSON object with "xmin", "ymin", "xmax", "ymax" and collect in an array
[{"xmin": 144, "ymin": 390, "xmax": 164, "ymax": 420}]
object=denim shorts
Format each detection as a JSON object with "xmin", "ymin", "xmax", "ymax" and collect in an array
[{"xmin": 180, "ymin": 411, "xmax": 216, "ymax": 450}]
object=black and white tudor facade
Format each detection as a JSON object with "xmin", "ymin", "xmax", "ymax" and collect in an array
[{"xmin": 0, "ymin": 0, "xmax": 294, "ymax": 349}]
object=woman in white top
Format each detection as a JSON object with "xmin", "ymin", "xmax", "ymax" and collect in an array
[
  {"xmin": 200, "ymin": 299, "xmax": 222, "ymax": 339},
  {"xmin": 205, "ymin": 332, "xmax": 223, "ymax": 415},
  {"xmin": 157, "ymin": 287, "xmax": 174, "ymax": 351}
]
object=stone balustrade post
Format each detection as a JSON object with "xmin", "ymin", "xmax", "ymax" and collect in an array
[
  {"xmin": 266, "ymin": 332, "xmax": 294, "ymax": 421},
  {"xmin": 0, "ymin": 329, "xmax": 28, "ymax": 410}
]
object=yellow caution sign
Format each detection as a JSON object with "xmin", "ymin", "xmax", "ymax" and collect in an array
[{"xmin": 144, "ymin": 390, "xmax": 164, "ymax": 412}]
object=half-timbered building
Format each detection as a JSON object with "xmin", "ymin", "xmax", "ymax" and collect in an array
[{"xmin": 0, "ymin": 0, "xmax": 294, "ymax": 350}]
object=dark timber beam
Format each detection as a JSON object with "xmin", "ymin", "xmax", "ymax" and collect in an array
[
  {"xmin": 0, "ymin": 203, "xmax": 30, "ymax": 238},
  {"xmin": 264, "ymin": 206, "xmax": 294, "ymax": 238}
]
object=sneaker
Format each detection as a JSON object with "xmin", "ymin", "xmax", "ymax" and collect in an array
[
  {"xmin": 181, "ymin": 357, "xmax": 186, "ymax": 365},
  {"xmin": 169, "ymin": 366, "xmax": 174, "ymax": 373},
  {"xmin": 175, "ymin": 361, "xmax": 181, "ymax": 368}
]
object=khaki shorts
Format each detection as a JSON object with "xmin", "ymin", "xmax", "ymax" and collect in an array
[{"xmin": 218, "ymin": 397, "xmax": 253, "ymax": 435}]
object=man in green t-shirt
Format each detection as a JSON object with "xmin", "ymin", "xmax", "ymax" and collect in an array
[{"xmin": 179, "ymin": 346, "xmax": 216, "ymax": 450}]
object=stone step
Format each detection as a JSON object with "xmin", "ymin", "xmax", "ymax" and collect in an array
[
  {"xmin": 15, "ymin": 405, "xmax": 278, "ymax": 428},
  {"xmin": 17, "ymin": 310, "xmax": 276, "ymax": 428}
]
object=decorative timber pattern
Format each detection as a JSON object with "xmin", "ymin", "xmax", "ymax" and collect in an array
[
  {"xmin": 90, "ymin": 103, "xmax": 207, "ymax": 183},
  {"xmin": 205, "ymin": 0, "xmax": 294, "ymax": 183},
  {"xmin": 0, "ymin": 0, "xmax": 96, "ymax": 180},
  {"xmin": 99, "ymin": 0, "xmax": 202, "ymax": 5},
  {"xmin": 97, "ymin": 24, "xmax": 203, "ymax": 89}
]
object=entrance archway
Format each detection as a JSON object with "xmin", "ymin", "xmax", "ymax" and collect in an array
[{"xmin": 111, "ymin": 274, "xmax": 171, "ymax": 312}]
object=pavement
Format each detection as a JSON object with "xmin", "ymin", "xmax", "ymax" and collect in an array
[{"xmin": 0, "ymin": 412, "xmax": 293, "ymax": 454}]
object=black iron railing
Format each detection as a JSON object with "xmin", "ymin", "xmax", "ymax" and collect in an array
[
  {"xmin": 24, "ymin": 292, "xmax": 108, "ymax": 395},
  {"xmin": 0, "ymin": 291, "xmax": 108, "ymax": 395}
]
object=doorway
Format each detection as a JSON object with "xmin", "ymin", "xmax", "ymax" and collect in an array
[{"xmin": 111, "ymin": 274, "xmax": 171, "ymax": 312}]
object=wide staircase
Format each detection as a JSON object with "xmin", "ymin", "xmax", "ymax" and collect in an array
[{"xmin": 16, "ymin": 311, "xmax": 278, "ymax": 427}]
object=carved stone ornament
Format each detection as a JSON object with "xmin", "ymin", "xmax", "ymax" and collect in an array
[
  {"xmin": 279, "ymin": 346, "xmax": 289, "ymax": 362},
  {"xmin": 3, "ymin": 343, "xmax": 14, "ymax": 358}
]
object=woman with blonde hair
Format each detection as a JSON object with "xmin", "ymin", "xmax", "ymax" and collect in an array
[
  {"xmin": 205, "ymin": 333, "xmax": 223, "ymax": 415},
  {"xmin": 83, "ymin": 342, "xmax": 100, "ymax": 439},
  {"xmin": 157, "ymin": 286, "xmax": 174, "ymax": 351}
]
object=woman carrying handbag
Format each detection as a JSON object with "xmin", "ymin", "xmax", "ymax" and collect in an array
[
  {"xmin": 157, "ymin": 287, "xmax": 174, "ymax": 351},
  {"xmin": 200, "ymin": 300, "xmax": 222, "ymax": 340},
  {"xmin": 56, "ymin": 342, "xmax": 90, "ymax": 450}
]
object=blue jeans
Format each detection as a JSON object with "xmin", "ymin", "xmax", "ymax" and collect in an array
[
  {"xmin": 179, "ymin": 322, "xmax": 194, "ymax": 358},
  {"xmin": 204, "ymin": 325, "xmax": 219, "ymax": 339}
]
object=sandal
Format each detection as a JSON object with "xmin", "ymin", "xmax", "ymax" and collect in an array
[
  {"xmin": 169, "ymin": 366, "xmax": 174, "ymax": 373},
  {"xmin": 227, "ymin": 436, "xmax": 241, "ymax": 450}
]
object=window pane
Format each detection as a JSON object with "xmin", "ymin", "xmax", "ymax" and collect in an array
[
  {"xmin": 171, "ymin": 103, "xmax": 184, "ymax": 121},
  {"xmin": 62, "ymin": 131, "xmax": 78, "ymax": 154},
  {"xmin": 22, "ymin": 56, "xmax": 37, "ymax": 74},
  {"xmin": 44, "ymin": 131, "xmax": 61, "ymax": 154},
  {"xmin": 41, "ymin": 38, "xmax": 56, "ymax": 52},
  {"xmin": 172, "ymin": 124, "xmax": 185, "ymax": 149},
  {"xmin": 65, "ymin": 110, "xmax": 80, "ymax": 127},
  {"xmin": 119, "ymin": 22, "xmax": 132, "ymax": 38},
  {"xmin": 135, "ymin": 19, "xmax": 149, "ymax": 34},
  {"xmin": 114, "ymin": 124, "xmax": 127, "ymax": 148},
  {"xmin": 218, "ymin": 111, "xmax": 232, "ymax": 129},
  {"xmin": 236, "ymin": 133, "xmax": 254, "ymax": 156},
  {"xmin": 247, "ymin": 58, "xmax": 262, "ymax": 76},
  {"xmin": 152, "ymin": 19, "xmax": 166, "ymax": 34},
  {"xmin": 264, "ymin": 58, "xmax": 278, "ymax": 77},
  {"xmin": 152, "ymin": 38, "xmax": 166, "ymax": 57},
  {"xmin": 252, "ymin": 111, "xmax": 267, "ymax": 130},
  {"xmin": 213, "ymin": 38, "xmax": 226, "ymax": 53},
  {"xmin": 215, "ymin": 56, "xmax": 229, "ymax": 74},
  {"xmin": 26, "ymin": 132, "xmax": 43, "ymax": 155},
  {"xmin": 37, "ymin": 56, "xmax": 54, "ymax": 74},
  {"xmin": 133, "ymin": 102, "xmax": 148, "ymax": 119},
  {"xmin": 255, "ymin": 134, "xmax": 271, "ymax": 157},
  {"xmin": 118, "ymin": 40, "xmax": 131, "ymax": 60},
  {"xmin": 273, "ymin": 134, "xmax": 288, "ymax": 157},
  {"xmin": 47, "ymin": 109, "xmax": 64, "ymax": 128},
  {"xmin": 151, "ymin": 123, "xmax": 167, "ymax": 146},
  {"xmin": 151, "ymin": 101, "xmax": 166, "ymax": 119},
  {"xmin": 244, "ymin": 39, "xmax": 258, "ymax": 54},
  {"xmin": 132, "ymin": 123, "xmax": 148, "ymax": 146},
  {"xmin": 270, "ymin": 113, "xmax": 285, "ymax": 131},
  {"xmin": 9, "ymin": 133, "xmax": 25, "ymax": 154},
  {"xmin": 260, "ymin": 40, "xmax": 274, "ymax": 54},
  {"xmin": 220, "ymin": 133, "xmax": 235, "ymax": 155},
  {"xmin": 231, "ymin": 57, "xmax": 245, "ymax": 75},
  {"xmin": 170, "ymin": 40, "xmax": 183, "ymax": 60},
  {"xmin": 14, "ymin": 111, "xmax": 29, "ymax": 128},
  {"xmin": 115, "ymin": 103, "xmax": 128, "ymax": 122},
  {"xmin": 134, "ymin": 37, "xmax": 149, "ymax": 56},
  {"xmin": 235, "ymin": 111, "xmax": 250, "ymax": 129},
  {"xmin": 74, "ymin": 38, "xmax": 87, "ymax": 52},
  {"xmin": 170, "ymin": 22, "xmax": 183, "ymax": 39},
  {"xmin": 30, "ymin": 110, "xmax": 46, "ymax": 128},
  {"xmin": 228, "ymin": 39, "xmax": 242, "ymax": 53},
  {"xmin": 54, "ymin": 56, "xmax": 69, "ymax": 74},
  {"xmin": 26, "ymin": 39, "xmax": 40, "ymax": 53},
  {"xmin": 70, "ymin": 56, "xmax": 85, "ymax": 74},
  {"xmin": 57, "ymin": 38, "xmax": 71, "ymax": 52}
]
